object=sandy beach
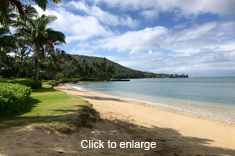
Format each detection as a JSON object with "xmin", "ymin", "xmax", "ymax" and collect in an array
[{"xmin": 0, "ymin": 85, "xmax": 235, "ymax": 156}]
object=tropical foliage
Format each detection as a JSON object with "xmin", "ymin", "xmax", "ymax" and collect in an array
[
  {"xmin": 8, "ymin": 79, "xmax": 42, "ymax": 89},
  {"xmin": 0, "ymin": 0, "xmax": 61, "ymax": 26},
  {"xmin": 12, "ymin": 14, "xmax": 66, "ymax": 81},
  {"xmin": 0, "ymin": 83, "xmax": 31, "ymax": 116}
]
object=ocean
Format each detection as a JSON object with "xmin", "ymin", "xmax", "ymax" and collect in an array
[{"xmin": 67, "ymin": 78, "xmax": 235, "ymax": 123}]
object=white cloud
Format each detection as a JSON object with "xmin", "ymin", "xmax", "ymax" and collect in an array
[
  {"xmin": 94, "ymin": 0, "xmax": 235, "ymax": 19},
  {"xmin": 93, "ymin": 21, "xmax": 235, "ymax": 55},
  {"xmin": 94, "ymin": 0, "xmax": 155, "ymax": 10},
  {"xmin": 79, "ymin": 20, "xmax": 235, "ymax": 76},
  {"xmin": 174, "ymin": 24, "xmax": 186, "ymax": 29},
  {"xmin": 69, "ymin": 48, "xmax": 94, "ymax": 55},
  {"xmin": 67, "ymin": 1, "xmax": 138, "ymax": 28},
  {"xmin": 141, "ymin": 9, "xmax": 159, "ymax": 20},
  {"xmin": 34, "ymin": 5, "xmax": 113, "ymax": 43},
  {"xmin": 108, "ymin": 49, "xmax": 235, "ymax": 77},
  {"xmin": 95, "ymin": 26, "xmax": 169, "ymax": 54}
]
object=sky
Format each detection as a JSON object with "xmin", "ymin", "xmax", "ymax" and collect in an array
[{"xmin": 29, "ymin": 0, "xmax": 235, "ymax": 77}]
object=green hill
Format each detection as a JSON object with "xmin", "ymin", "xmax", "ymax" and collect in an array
[
  {"xmin": 72, "ymin": 55, "xmax": 145, "ymax": 78},
  {"xmin": 72, "ymin": 55, "xmax": 188, "ymax": 79}
]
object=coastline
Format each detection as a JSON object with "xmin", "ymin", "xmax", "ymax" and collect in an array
[
  {"xmin": 57, "ymin": 85, "xmax": 235, "ymax": 155},
  {"xmin": 67, "ymin": 79, "xmax": 235, "ymax": 124}
]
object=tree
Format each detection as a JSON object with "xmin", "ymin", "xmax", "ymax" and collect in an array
[
  {"xmin": 0, "ymin": 27, "xmax": 16, "ymax": 52},
  {"xmin": 0, "ymin": 0, "xmax": 61, "ymax": 25},
  {"xmin": 12, "ymin": 14, "xmax": 66, "ymax": 81}
]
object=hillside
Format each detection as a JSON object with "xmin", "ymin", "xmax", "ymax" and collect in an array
[{"xmin": 72, "ymin": 55, "xmax": 188, "ymax": 78}]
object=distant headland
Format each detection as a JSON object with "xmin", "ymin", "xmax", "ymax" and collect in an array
[{"xmin": 72, "ymin": 55, "xmax": 188, "ymax": 79}]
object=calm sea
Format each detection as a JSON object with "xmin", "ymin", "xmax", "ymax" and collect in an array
[{"xmin": 67, "ymin": 78, "xmax": 235, "ymax": 123}]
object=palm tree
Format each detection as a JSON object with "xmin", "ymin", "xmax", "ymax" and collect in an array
[
  {"xmin": 0, "ymin": 0, "xmax": 61, "ymax": 25},
  {"xmin": 12, "ymin": 14, "xmax": 66, "ymax": 81}
]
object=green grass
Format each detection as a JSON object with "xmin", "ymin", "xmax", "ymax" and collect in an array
[{"xmin": 0, "ymin": 83, "xmax": 91, "ymax": 130}]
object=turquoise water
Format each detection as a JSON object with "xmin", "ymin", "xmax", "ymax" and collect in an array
[{"xmin": 67, "ymin": 78, "xmax": 235, "ymax": 123}]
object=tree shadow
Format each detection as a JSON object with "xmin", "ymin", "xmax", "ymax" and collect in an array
[
  {"xmin": 0, "ymin": 97, "xmax": 40, "ymax": 122},
  {"xmin": 65, "ymin": 116, "xmax": 235, "ymax": 156},
  {"xmin": 32, "ymin": 87, "xmax": 58, "ymax": 93},
  {"xmin": 0, "ymin": 107, "xmax": 234, "ymax": 156},
  {"xmin": 21, "ymin": 97, "xmax": 41, "ymax": 114},
  {"xmin": 0, "ymin": 105, "xmax": 92, "ymax": 130}
]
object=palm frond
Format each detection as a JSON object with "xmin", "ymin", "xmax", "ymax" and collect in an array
[
  {"xmin": 24, "ymin": 5, "xmax": 38, "ymax": 18},
  {"xmin": 0, "ymin": 27, "xmax": 10, "ymax": 36},
  {"xmin": 46, "ymin": 29, "xmax": 66, "ymax": 44},
  {"xmin": 25, "ymin": 17, "xmax": 36, "ymax": 29},
  {"xmin": 27, "ymin": 0, "xmax": 49, "ymax": 10},
  {"xmin": 0, "ymin": 35, "xmax": 16, "ymax": 48},
  {"xmin": 11, "ymin": 19, "xmax": 27, "ymax": 28},
  {"xmin": 37, "ymin": 14, "xmax": 57, "ymax": 30},
  {"xmin": 26, "ymin": 0, "xmax": 61, "ymax": 11}
]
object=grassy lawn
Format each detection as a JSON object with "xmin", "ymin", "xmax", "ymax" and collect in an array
[{"xmin": 0, "ymin": 83, "xmax": 92, "ymax": 131}]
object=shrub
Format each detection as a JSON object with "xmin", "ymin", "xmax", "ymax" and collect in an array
[
  {"xmin": 48, "ymin": 80, "xmax": 58, "ymax": 84},
  {"xmin": 58, "ymin": 78, "xmax": 70, "ymax": 83},
  {"xmin": 0, "ymin": 83, "xmax": 32, "ymax": 116},
  {"xmin": 47, "ymin": 80, "xmax": 58, "ymax": 87},
  {"xmin": 70, "ymin": 78, "xmax": 97, "ymax": 81},
  {"xmin": 10, "ymin": 78, "xmax": 33, "ymax": 82},
  {"xmin": 0, "ymin": 78, "xmax": 41, "ymax": 89},
  {"xmin": 70, "ymin": 78, "xmax": 81, "ymax": 81},
  {"xmin": 0, "ymin": 78, "xmax": 7, "ymax": 82},
  {"xmin": 10, "ymin": 81, "xmax": 42, "ymax": 89},
  {"xmin": 80, "ymin": 78, "xmax": 97, "ymax": 81}
]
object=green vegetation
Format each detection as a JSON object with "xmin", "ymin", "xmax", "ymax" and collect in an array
[
  {"xmin": 12, "ymin": 14, "xmax": 66, "ymax": 81},
  {"xmin": 0, "ymin": 83, "xmax": 31, "ymax": 116},
  {"xmin": 10, "ymin": 80, "xmax": 42, "ymax": 89},
  {"xmin": 21, "ymin": 84, "xmax": 89, "ymax": 117},
  {"xmin": 0, "ymin": 0, "xmax": 98, "ymax": 131},
  {"xmin": 0, "ymin": 78, "xmax": 42, "ymax": 89},
  {"xmin": 0, "ymin": 0, "xmax": 61, "ymax": 26},
  {"xmin": 0, "ymin": 83, "xmax": 93, "ymax": 133},
  {"xmin": 72, "ymin": 55, "xmax": 188, "ymax": 79}
]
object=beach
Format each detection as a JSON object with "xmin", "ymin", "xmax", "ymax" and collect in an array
[
  {"xmin": 0, "ymin": 85, "xmax": 235, "ymax": 156},
  {"xmin": 56, "ymin": 85, "xmax": 235, "ymax": 155}
]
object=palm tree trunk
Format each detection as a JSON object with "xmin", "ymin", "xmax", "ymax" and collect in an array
[
  {"xmin": 34, "ymin": 56, "xmax": 39, "ymax": 81},
  {"xmin": 34, "ymin": 46, "xmax": 39, "ymax": 81}
]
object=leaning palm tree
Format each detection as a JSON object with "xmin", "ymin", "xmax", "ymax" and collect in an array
[
  {"xmin": 12, "ymin": 14, "xmax": 66, "ymax": 81},
  {"xmin": 0, "ymin": 0, "xmax": 61, "ymax": 25}
]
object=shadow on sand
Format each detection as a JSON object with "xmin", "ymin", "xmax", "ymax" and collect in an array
[{"xmin": 0, "ymin": 102, "xmax": 234, "ymax": 156}]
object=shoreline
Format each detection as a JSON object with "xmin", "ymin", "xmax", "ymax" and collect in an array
[
  {"xmin": 67, "ymin": 82, "xmax": 235, "ymax": 124},
  {"xmin": 56, "ymin": 85, "xmax": 235, "ymax": 155},
  {"xmin": 65, "ymin": 84, "xmax": 235, "ymax": 127}
]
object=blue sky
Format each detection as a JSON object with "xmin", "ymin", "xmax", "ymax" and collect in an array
[{"xmin": 31, "ymin": 0, "xmax": 235, "ymax": 77}]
